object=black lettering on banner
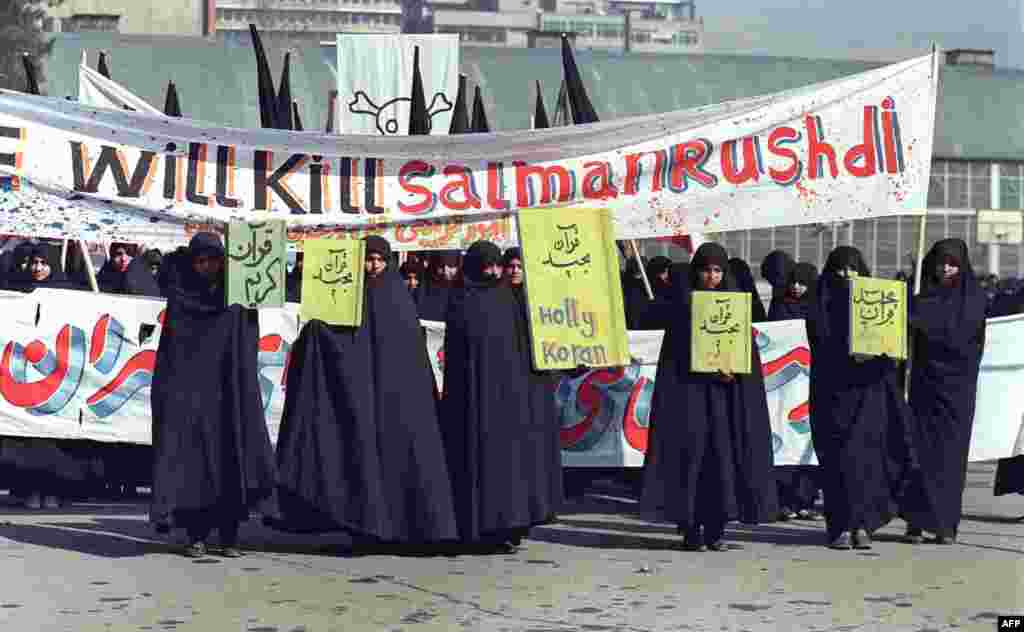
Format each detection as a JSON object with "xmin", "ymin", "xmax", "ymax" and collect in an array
[
  {"xmin": 254, "ymin": 150, "xmax": 306, "ymax": 212},
  {"xmin": 215, "ymin": 145, "xmax": 241, "ymax": 208},
  {"xmin": 69, "ymin": 142, "xmax": 155, "ymax": 198}
]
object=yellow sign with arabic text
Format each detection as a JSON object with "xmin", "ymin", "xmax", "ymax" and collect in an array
[
  {"xmin": 690, "ymin": 291, "xmax": 752, "ymax": 374},
  {"xmin": 300, "ymin": 238, "xmax": 366, "ymax": 327},
  {"xmin": 226, "ymin": 220, "xmax": 287, "ymax": 309},
  {"xmin": 849, "ymin": 277, "xmax": 907, "ymax": 359},
  {"xmin": 517, "ymin": 206, "xmax": 629, "ymax": 371}
]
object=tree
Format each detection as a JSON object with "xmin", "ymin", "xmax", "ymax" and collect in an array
[{"xmin": 0, "ymin": 1, "xmax": 64, "ymax": 92}]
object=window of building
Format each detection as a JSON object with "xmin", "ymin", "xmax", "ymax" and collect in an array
[
  {"xmin": 65, "ymin": 13, "xmax": 120, "ymax": 33},
  {"xmin": 928, "ymin": 159, "xmax": 991, "ymax": 209},
  {"xmin": 999, "ymin": 162, "xmax": 1024, "ymax": 209}
]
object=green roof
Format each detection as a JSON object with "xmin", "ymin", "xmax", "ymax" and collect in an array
[{"xmin": 38, "ymin": 32, "xmax": 1024, "ymax": 161}]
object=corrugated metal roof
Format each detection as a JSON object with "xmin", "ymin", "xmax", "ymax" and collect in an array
[{"xmin": 38, "ymin": 32, "xmax": 1023, "ymax": 160}]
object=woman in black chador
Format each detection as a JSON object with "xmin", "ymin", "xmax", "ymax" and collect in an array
[
  {"xmin": 150, "ymin": 233, "xmax": 278, "ymax": 558},
  {"xmin": 440, "ymin": 240, "xmax": 562, "ymax": 552},
  {"xmin": 272, "ymin": 236, "xmax": 458, "ymax": 549},
  {"xmin": 765, "ymin": 262, "xmax": 822, "ymax": 521},
  {"xmin": 901, "ymin": 239, "xmax": 986, "ymax": 544},
  {"xmin": 807, "ymin": 246, "xmax": 915, "ymax": 550},
  {"xmin": 642, "ymin": 243, "xmax": 778, "ymax": 552},
  {"xmin": 728, "ymin": 257, "xmax": 768, "ymax": 323},
  {"xmin": 95, "ymin": 242, "xmax": 161, "ymax": 297}
]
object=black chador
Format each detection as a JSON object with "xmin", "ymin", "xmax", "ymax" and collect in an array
[
  {"xmin": 767, "ymin": 262, "xmax": 822, "ymax": 521},
  {"xmin": 440, "ymin": 240, "xmax": 562, "ymax": 550},
  {"xmin": 642, "ymin": 243, "xmax": 778, "ymax": 552},
  {"xmin": 416, "ymin": 252, "xmax": 461, "ymax": 321},
  {"xmin": 728, "ymin": 257, "xmax": 768, "ymax": 323},
  {"xmin": 96, "ymin": 242, "xmax": 162, "ymax": 297},
  {"xmin": 807, "ymin": 246, "xmax": 915, "ymax": 551},
  {"xmin": 902, "ymin": 239, "xmax": 987, "ymax": 544},
  {"xmin": 149, "ymin": 233, "xmax": 277, "ymax": 558},
  {"xmin": 272, "ymin": 236, "xmax": 459, "ymax": 546}
]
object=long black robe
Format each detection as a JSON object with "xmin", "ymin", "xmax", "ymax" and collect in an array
[
  {"xmin": 901, "ymin": 239, "xmax": 986, "ymax": 536},
  {"xmin": 807, "ymin": 246, "xmax": 915, "ymax": 539},
  {"xmin": 766, "ymin": 262, "xmax": 820, "ymax": 511},
  {"xmin": 762, "ymin": 250, "xmax": 795, "ymax": 313},
  {"xmin": 441, "ymin": 254, "xmax": 561, "ymax": 542},
  {"xmin": 149, "ymin": 247, "xmax": 277, "ymax": 530},
  {"xmin": 272, "ymin": 269, "xmax": 458, "ymax": 543},
  {"xmin": 417, "ymin": 278, "xmax": 458, "ymax": 321},
  {"xmin": 642, "ymin": 245, "xmax": 778, "ymax": 530}
]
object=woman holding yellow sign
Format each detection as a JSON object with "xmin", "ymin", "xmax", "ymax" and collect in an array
[
  {"xmin": 642, "ymin": 243, "xmax": 778, "ymax": 553},
  {"xmin": 807, "ymin": 246, "xmax": 915, "ymax": 551}
]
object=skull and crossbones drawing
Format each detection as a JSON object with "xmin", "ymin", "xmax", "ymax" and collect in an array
[{"xmin": 348, "ymin": 90, "xmax": 454, "ymax": 135}]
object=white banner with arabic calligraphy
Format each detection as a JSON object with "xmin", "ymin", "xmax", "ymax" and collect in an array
[
  {"xmin": 3, "ymin": 289, "xmax": 1020, "ymax": 468},
  {"xmin": 0, "ymin": 52, "xmax": 936, "ymax": 245}
]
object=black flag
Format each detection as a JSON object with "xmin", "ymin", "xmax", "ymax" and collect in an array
[
  {"xmin": 249, "ymin": 24, "xmax": 279, "ymax": 129},
  {"xmin": 408, "ymin": 46, "xmax": 430, "ymax": 135},
  {"xmin": 533, "ymin": 80, "xmax": 550, "ymax": 129},
  {"xmin": 163, "ymin": 81, "xmax": 182, "ymax": 117},
  {"xmin": 470, "ymin": 85, "xmax": 490, "ymax": 133},
  {"xmin": 22, "ymin": 54, "xmax": 39, "ymax": 95},
  {"xmin": 97, "ymin": 51, "xmax": 111, "ymax": 79},
  {"xmin": 292, "ymin": 101, "xmax": 304, "ymax": 132},
  {"xmin": 276, "ymin": 52, "xmax": 294, "ymax": 131},
  {"xmin": 560, "ymin": 34, "xmax": 599, "ymax": 124},
  {"xmin": 448, "ymin": 74, "xmax": 470, "ymax": 134}
]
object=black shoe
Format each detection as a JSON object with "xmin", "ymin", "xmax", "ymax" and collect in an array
[
  {"xmin": 828, "ymin": 531, "xmax": 852, "ymax": 550},
  {"xmin": 852, "ymin": 529, "xmax": 872, "ymax": 550},
  {"xmin": 778, "ymin": 507, "xmax": 795, "ymax": 522},
  {"xmin": 903, "ymin": 526, "xmax": 924, "ymax": 544},
  {"xmin": 706, "ymin": 539, "xmax": 731, "ymax": 552},
  {"xmin": 182, "ymin": 542, "xmax": 207, "ymax": 558},
  {"xmin": 929, "ymin": 534, "xmax": 956, "ymax": 545},
  {"xmin": 681, "ymin": 528, "xmax": 705, "ymax": 552}
]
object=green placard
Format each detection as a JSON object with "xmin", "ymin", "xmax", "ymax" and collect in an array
[
  {"xmin": 300, "ymin": 239, "xmax": 366, "ymax": 327},
  {"xmin": 517, "ymin": 206, "xmax": 630, "ymax": 371},
  {"xmin": 690, "ymin": 291, "xmax": 752, "ymax": 374},
  {"xmin": 849, "ymin": 276, "xmax": 907, "ymax": 359},
  {"xmin": 226, "ymin": 220, "xmax": 287, "ymax": 309}
]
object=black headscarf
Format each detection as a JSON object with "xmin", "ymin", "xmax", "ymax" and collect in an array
[
  {"xmin": 462, "ymin": 240, "xmax": 502, "ymax": 285},
  {"xmin": 813, "ymin": 245, "xmax": 871, "ymax": 344},
  {"xmin": 6, "ymin": 242, "xmax": 76, "ymax": 293},
  {"xmin": 95, "ymin": 242, "xmax": 161, "ymax": 297},
  {"xmin": 501, "ymin": 247, "xmax": 522, "ymax": 267},
  {"xmin": 728, "ymin": 257, "xmax": 768, "ymax": 323},
  {"xmin": 417, "ymin": 252, "xmax": 462, "ymax": 321},
  {"xmin": 365, "ymin": 235, "xmax": 391, "ymax": 261},
  {"xmin": 286, "ymin": 252, "xmax": 303, "ymax": 303},
  {"xmin": 761, "ymin": 250, "xmax": 795, "ymax": 297},
  {"xmin": 164, "ymin": 233, "xmax": 227, "ymax": 313},
  {"xmin": 647, "ymin": 256, "xmax": 673, "ymax": 301},
  {"xmin": 689, "ymin": 243, "xmax": 734, "ymax": 291},
  {"xmin": 768, "ymin": 262, "xmax": 818, "ymax": 321}
]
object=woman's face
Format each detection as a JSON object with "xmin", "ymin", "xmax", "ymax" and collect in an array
[
  {"xmin": 837, "ymin": 267, "xmax": 860, "ymax": 279},
  {"xmin": 365, "ymin": 252, "xmax": 387, "ymax": 278},
  {"xmin": 192, "ymin": 254, "xmax": 224, "ymax": 280},
  {"xmin": 504, "ymin": 258, "xmax": 523, "ymax": 286},
  {"xmin": 937, "ymin": 256, "xmax": 960, "ymax": 285},
  {"xmin": 111, "ymin": 247, "xmax": 133, "ymax": 273},
  {"xmin": 657, "ymin": 269, "xmax": 670, "ymax": 284},
  {"xmin": 698, "ymin": 264, "xmax": 723, "ymax": 290},
  {"xmin": 404, "ymin": 272, "xmax": 419, "ymax": 290},
  {"xmin": 789, "ymin": 281, "xmax": 807, "ymax": 298},
  {"xmin": 477, "ymin": 263, "xmax": 502, "ymax": 281},
  {"xmin": 29, "ymin": 256, "xmax": 51, "ymax": 282}
]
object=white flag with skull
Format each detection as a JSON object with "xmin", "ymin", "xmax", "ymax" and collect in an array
[{"xmin": 334, "ymin": 34, "xmax": 459, "ymax": 136}]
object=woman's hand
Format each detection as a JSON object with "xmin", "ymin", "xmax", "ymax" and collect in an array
[{"xmin": 717, "ymin": 370, "xmax": 735, "ymax": 383}]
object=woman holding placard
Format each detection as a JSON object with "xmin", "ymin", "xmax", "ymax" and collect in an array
[
  {"xmin": 901, "ymin": 239, "xmax": 986, "ymax": 544},
  {"xmin": 642, "ymin": 242, "xmax": 778, "ymax": 552},
  {"xmin": 272, "ymin": 236, "xmax": 458, "ymax": 550},
  {"xmin": 807, "ymin": 246, "xmax": 915, "ymax": 550}
]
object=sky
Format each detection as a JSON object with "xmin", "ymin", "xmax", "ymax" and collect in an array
[{"xmin": 695, "ymin": 1, "xmax": 1024, "ymax": 67}]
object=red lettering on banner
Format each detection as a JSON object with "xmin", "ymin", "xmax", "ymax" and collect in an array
[
  {"xmin": 439, "ymin": 166, "xmax": 482, "ymax": 211},
  {"xmin": 513, "ymin": 161, "xmax": 576, "ymax": 207},
  {"xmin": 720, "ymin": 137, "xmax": 762, "ymax": 186},
  {"xmin": 766, "ymin": 127, "xmax": 803, "ymax": 185},
  {"xmin": 668, "ymin": 140, "xmax": 717, "ymax": 191},
  {"xmin": 804, "ymin": 115, "xmax": 839, "ymax": 179},
  {"xmin": 397, "ymin": 160, "xmax": 436, "ymax": 215},
  {"xmin": 582, "ymin": 161, "xmax": 618, "ymax": 200}
]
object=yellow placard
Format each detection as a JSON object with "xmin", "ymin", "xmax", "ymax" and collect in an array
[
  {"xmin": 849, "ymin": 277, "xmax": 907, "ymax": 359},
  {"xmin": 299, "ymin": 238, "xmax": 366, "ymax": 327},
  {"xmin": 690, "ymin": 291, "xmax": 752, "ymax": 374},
  {"xmin": 517, "ymin": 206, "xmax": 630, "ymax": 371}
]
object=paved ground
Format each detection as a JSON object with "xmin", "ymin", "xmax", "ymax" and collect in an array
[{"xmin": 0, "ymin": 463, "xmax": 1020, "ymax": 632}]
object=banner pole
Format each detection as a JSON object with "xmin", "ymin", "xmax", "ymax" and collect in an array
[
  {"xmin": 60, "ymin": 239, "xmax": 68, "ymax": 271},
  {"xmin": 914, "ymin": 44, "xmax": 941, "ymax": 296},
  {"xmin": 630, "ymin": 239, "xmax": 654, "ymax": 301},
  {"xmin": 80, "ymin": 240, "xmax": 100, "ymax": 293}
]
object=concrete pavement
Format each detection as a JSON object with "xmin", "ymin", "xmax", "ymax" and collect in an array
[{"xmin": 0, "ymin": 463, "xmax": 1020, "ymax": 632}]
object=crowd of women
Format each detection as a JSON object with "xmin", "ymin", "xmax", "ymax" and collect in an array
[{"xmin": 0, "ymin": 231, "xmax": 1018, "ymax": 558}]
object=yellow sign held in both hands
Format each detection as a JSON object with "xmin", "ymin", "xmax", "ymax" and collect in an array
[
  {"xmin": 690, "ymin": 291, "xmax": 752, "ymax": 374},
  {"xmin": 300, "ymin": 239, "xmax": 366, "ymax": 327},
  {"xmin": 517, "ymin": 206, "xmax": 630, "ymax": 371},
  {"xmin": 849, "ymin": 277, "xmax": 907, "ymax": 359}
]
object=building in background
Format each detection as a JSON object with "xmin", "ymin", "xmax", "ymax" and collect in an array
[{"xmin": 45, "ymin": 0, "xmax": 211, "ymax": 36}]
